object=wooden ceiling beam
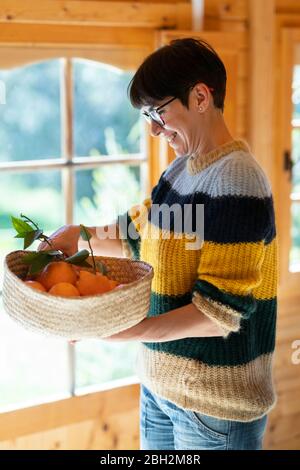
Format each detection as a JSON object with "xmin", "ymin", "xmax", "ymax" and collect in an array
[{"xmin": 0, "ymin": 0, "xmax": 191, "ymax": 29}]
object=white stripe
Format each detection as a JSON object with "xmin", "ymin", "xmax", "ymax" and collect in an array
[{"xmin": 163, "ymin": 151, "xmax": 272, "ymax": 199}]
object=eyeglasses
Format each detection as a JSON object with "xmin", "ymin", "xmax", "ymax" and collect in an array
[
  {"xmin": 142, "ymin": 97, "xmax": 177, "ymax": 127},
  {"xmin": 141, "ymin": 86, "xmax": 214, "ymax": 128}
]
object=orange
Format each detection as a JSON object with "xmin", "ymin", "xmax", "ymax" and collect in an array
[
  {"xmin": 95, "ymin": 273, "xmax": 119, "ymax": 290},
  {"xmin": 48, "ymin": 282, "xmax": 80, "ymax": 297},
  {"xmin": 108, "ymin": 279, "xmax": 118, "ymax": 289},
  {"xmin": 76, "ymin": 270, "xmax": 113, "ymax": 296},
  {"xmin": 39, "ymin": 261, "xmax": 77, "ymax": 290},
  {"xmin": 24, "ymin": 280, "xmax": 47, "ymax": 292}
]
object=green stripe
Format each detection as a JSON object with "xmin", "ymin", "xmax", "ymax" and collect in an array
[
  {"xmin": 143, "ymin": 297, "xmax": 277, "ymax": 366},
  {"xmin": 118, "ymin": 212, "xmax": 141, "ymax": 260},
  {"xmin": 127, "ymin": 237, "xmax": 140, "ymax": 260},
  {"xmin": 193, "ymin": 279, "xmax": 257, "ymax": 319},
  {"xmin": 149, "ymin": 291, "xmax": 192, "ymax": 317}
]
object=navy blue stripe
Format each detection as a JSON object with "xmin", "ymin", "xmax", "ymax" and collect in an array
[
  {"xmin": 144, "ymin": 298, "xmax": 277, "ymax": 366},
  {"xmin": 150, "ymin": 177, "xmax": 276, "ymax": 244}
]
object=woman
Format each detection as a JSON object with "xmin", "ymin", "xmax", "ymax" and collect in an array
[{"xmin": 39, "ymin": 38, "xmax": 277, "ymax": 450}]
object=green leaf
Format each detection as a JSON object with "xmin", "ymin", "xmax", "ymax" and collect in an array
[
  {"xmin": 28, "ymin": 255, "xmax": 53, "ymax": 275},
  {"xmin": 72, "ymin": 260, "xmax": 92, "ymax": 268},
  {"xmin": 80, "ymin": 224, "xmax": 92, "ymax": 242},
  {"xmin": 23, "ymin": 251, "xmax": 49, "ymax": 265},
  {"xmin": 23, "ymin": 231, "xmax": 36, "ymax": 249},
  {"xmin": 65, "ymin": 249, "xmax": 90, "ymax": 266},
  {"xmin": 96, "ymin": 260, "xmax": 108, "ymax": 275},
  {"xmin": 23, "ymin": 229, "xmax": 44, "ymax": 249},
  {"xmin": 22, "ymin": 251, "xmax": 43, "ymax": 263},
  {"xmin": 14, "ymin": 232, "xmax": 30, "ymax": 239},
  {"xmin": 11, "ymin": 216, "xmax": 32, "ymax": 234},
  {"xmin": 23, "ymin": 252, "xmax": 64, "ymax": 277}
]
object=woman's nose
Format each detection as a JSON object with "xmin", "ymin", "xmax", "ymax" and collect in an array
[{"xmin": 150, "ymin": 119, "xmax": 162, "ymax": 137}]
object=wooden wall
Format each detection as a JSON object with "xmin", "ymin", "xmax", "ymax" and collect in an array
[
  {"xmin": 0, "ymin": 382, "xmax": 140, "ymax": 450},
  {"xmin": 264, "ymin": 0, "xmax": 300, "ymax": 450}
]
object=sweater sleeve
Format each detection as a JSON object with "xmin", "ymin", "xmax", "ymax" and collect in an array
[
  {"xmin": 117, "ymin": 168, "xmax": 168, "ymax": 259},
  {"xmin": 192, "ymin": 158, "xmax": 276, "ymax": 338},
  {"xmin": 117, "ymin": 197, "xmax": 151, "ymax": 260}
]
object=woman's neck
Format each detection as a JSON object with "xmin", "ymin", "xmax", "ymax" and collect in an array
[{"xmin": 195, "ymin": 109, "xmax": 234, "ymax": 157}]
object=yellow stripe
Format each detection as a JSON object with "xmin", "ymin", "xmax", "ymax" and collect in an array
[
  {"xmin": 139, "ymin": 222, "xmax": 277, "ymax": 300},
  {"xmin": 252, "ymin": 238, "xmax": 278, "ymax": 300},
  {"xmin": 199, "ymin": 239, "xmax": 277, "ymax": 298},
  {"xmin": 128, "ymin": 186, "xmax": 277, "ymax": 302},
  {"xmin": 140, "ymin": 222, "xmax": 201, "ymax": 296}
]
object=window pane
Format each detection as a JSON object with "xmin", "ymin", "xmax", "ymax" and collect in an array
[
  {"xmin": 292, "ymin": 64, "xmax": 300, "ymax": 121},
  {"xmin": 0, "ymin": 297, "xmax": 70, "ymax": 409},
  {"xmin": 291, "ymin": 129, "xmax": 300, "ymax": 194},
  {"xmin": 0, "ymin": 170, "xmax": 70, "ymax": 409},
  {"xmin": 74, "ymin": 163, "xmax": 144, "ymax": 390},
  {"xmin": 0, "ymin": 60, "xmax": 61, "ymax": 162},
  {"xmin": 73, "ymin": 59, "xmax": 142, "ymax": 156},
  {"xmin": 75, "ymin": 340, "xmax": 138, "ymax": 389},
  {"xmin": 74, "ymin": 164, "xmax": 145, "ymax": 226},
  {"xmin": 0, "ymin": 170, "xmax": 64, "ymax": 287},
  {"xmin": 290, "ymin": 202, "xmax": 300, "ymax": 273}
]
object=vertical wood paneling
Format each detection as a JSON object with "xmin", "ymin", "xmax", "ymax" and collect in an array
[{"xmin": 249, "ymin": 0, "xmax": 275, "ymax": 187}]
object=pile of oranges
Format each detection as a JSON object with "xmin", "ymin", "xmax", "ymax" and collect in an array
[{"xmin": 23, "ymin": 261, "xmax": 119, "ymax": 297}]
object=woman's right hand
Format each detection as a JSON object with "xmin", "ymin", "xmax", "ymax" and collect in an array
[{"xmin": 37, "ymin": 224, "xmax": 81, "ymax": 257}]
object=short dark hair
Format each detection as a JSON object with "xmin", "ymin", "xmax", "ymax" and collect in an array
[{"xmin": 128, "ymin": 38, "xmax": 227, "ymax": 112}]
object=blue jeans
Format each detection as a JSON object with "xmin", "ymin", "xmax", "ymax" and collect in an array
[{"xmin": 140, "ymin": 385, "xmax": 268, "ymax": 450}]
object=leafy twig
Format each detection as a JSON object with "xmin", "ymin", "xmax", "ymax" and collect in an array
[
  {"xmin": 20, "ymin": 213, "xmax": 54, "ymax": 250},
  {"xmin": 78, "ymin": 225, "xmax": 108, "ymax": 275},
  {"xmin": 20, "ymin": 213, "xmax": 39, "ymax": 230},
  {"xmin": 40, "ymin": 234, "xmax": 55, "ymax": 250},
  {"xmin": 80, "ymin": 225, "xmax": 96, "ymax": 273},
  {"xmin": 11, "ymin": 214, "xmax": 99, "ymax": 276}
]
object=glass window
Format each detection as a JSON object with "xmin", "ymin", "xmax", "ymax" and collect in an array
[
  {"xmin": 290, "ymin": 202, "xmax": 300, "ymax": 273},
  {"xmin": 291, "ymin": 129, "xmax": 300, "ymax": 194},
  {"xmin": 75, "ymin": 340, "xmax": 138, "ymax": 389},
  {"xmin": 0, "ymin": 56, "xmax": 146, "ymax": 409},
  {"xmin": 0, "ymin": 60, "xmax": 61, "ymax": 162},
  {"xmin": 0, "ymin": 170, "xmax": 64, "ymax": 286},
  {"xmin": 74, "ymin": 164, "xmax": 143, "ymax": 388},
  {"xmin": 0, "ymin": 170, "xmax": 70, "ymax": 409},
  {"xmin": 75, "ymin": 164, "xmax": 144, "ymax": 226},
  {"xmin": 0, "ymin": 296, "xmax": 70, "ymax": 409},
  {"xmin": 290, "ymin": 68, "xmax": 300, "ymax": 272},
  {"xmin": 73, "ymin": 59, "xmax": 142, "ymax": 157},
  {"xmin": 292, "ymin": 65, "xmax": 300, "ymax": 121}
]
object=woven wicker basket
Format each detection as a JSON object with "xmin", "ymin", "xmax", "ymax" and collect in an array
[{"xmin": 2, "ymin": 250, "xmax": 153, "ymax": 339}]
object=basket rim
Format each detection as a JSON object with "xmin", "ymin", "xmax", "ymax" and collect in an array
[{"xmin": 4, "ymin": 249, "xmax": 154, "ymax": 300}]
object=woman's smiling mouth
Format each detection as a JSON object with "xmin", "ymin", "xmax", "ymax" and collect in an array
[{"xmin": 167, "ymin": 132, "xmax": 177, "ymax": 144}]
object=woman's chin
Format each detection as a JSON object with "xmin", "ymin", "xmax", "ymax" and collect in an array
[
  {"xmin": 173, "ymin": 147, "xmax": 185, "ymax": 157},
  {"xmin": 169, "ymin": 138, "xmax": 185, "ymax": 157}
]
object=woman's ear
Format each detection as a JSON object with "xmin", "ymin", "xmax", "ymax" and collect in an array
[{"xmin": 192, "ymin": 83, "xmax": 210, "ymax": 113}]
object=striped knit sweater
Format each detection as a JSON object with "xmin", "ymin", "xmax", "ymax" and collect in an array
[{"xmin": 119, "ymin": 139, "xmax": 278, "ymax": 422}]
